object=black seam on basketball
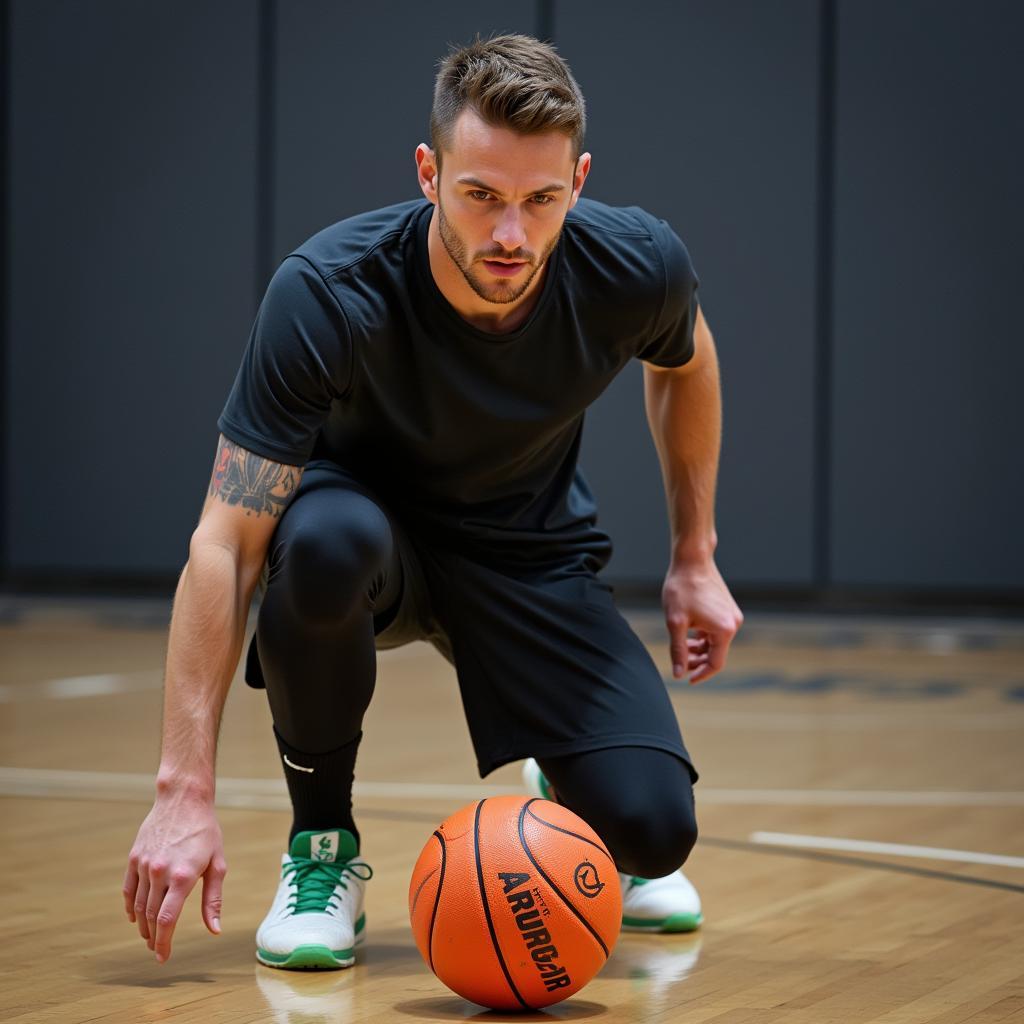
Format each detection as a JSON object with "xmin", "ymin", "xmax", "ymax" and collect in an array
[
  {"xmin": 427, "ymin": 830, "xmax": 446, "ymax": 974},
  {"xmin": 411, "ymin": 865, "xmax": 438, "ymax": 917},
  {"xmin": 518, "ymin": 799, "xmax": 610, "ymax": 959},
  {"xmin": 525, "ymin": 804, "xmax": 614, "ymax": 862},
  {"xmin": 475, "ymin": 799, "xmax": 531, "ymax": 1011}
]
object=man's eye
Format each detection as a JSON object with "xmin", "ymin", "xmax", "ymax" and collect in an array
[
  {"xmin": 468, "ymin": 190, "xmax": 492, "ymax": 201},
  {"xmin": 531, "ymin": 195, "xmax": 555, "ymax": 205}
]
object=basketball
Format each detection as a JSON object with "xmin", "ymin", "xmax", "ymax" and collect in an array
[{"xmin": 408, "ymin": 795, "xmax": 621, "ymax": 1010}]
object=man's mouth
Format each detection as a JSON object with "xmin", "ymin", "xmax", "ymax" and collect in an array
[{"xmin": 482, "ymin": 259, "xmax": 528, "ymax": 277}]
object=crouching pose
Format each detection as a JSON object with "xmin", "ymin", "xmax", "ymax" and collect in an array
[{"xmin": 123, "ymin": 33, "xmax": 742, "ymax": 969}]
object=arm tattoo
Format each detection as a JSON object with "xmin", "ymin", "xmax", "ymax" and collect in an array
[{"xmin": 209, "ymin": 437, "xmax": 299, "ymax": 518}]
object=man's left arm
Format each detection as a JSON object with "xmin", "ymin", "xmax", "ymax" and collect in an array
[{"xmin": 643, "ymin": 305, "xmax": 743, "ymax": 683}]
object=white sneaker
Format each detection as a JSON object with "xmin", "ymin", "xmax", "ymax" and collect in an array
[
  {"xmin": 521, "ymin": 754, "xmax": 557, "ymax": 802},
  {"xmin": 256, "ymin": 828, "xmax": 372, "ymax": 969},
  {"xmin": 620, "ymin": 871, "xmax": 703, "ymax": 932},
  {"xmin": 521, "ymin": 757, "xmax": 703, "ymax": 933}
]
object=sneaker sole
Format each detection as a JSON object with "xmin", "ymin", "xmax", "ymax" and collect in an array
[
  {"xmin": 256, "ymin": 915, "xmax": 365, "ymax": 970},
  {"xmin": 622, "ymin": 912, "xmax": 703, "ymax": 933},
  {"xmin": 257, "ymin": 943, "xmax": 356, "ymax": 969}
]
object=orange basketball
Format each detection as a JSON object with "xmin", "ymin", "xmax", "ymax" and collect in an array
[{"xmin": 408, "ymin": 795, "xmax": 621, "ymax": 1010}]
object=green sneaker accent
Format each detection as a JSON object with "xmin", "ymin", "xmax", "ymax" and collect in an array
[
  {"xmin": 622, "ymin": 911, "xmax": 703, "ymax": 933},
  {"xmin": 283, "ymin": 830, "xmax": 372, "ymax": 915},
  {"xmin": 538, "ymin": 772, "xmax": 555, "ymax": 802},
  {"xmin": 289, "ymin": 828, "xmax": 359, "ymax": 862},
  {"xmin": 257, "ymin": 943, "xmax": 354, "ymax": 968},
  {"xmin": 627, "ymin": 876, "xmax": 652, "ymax": 887}
]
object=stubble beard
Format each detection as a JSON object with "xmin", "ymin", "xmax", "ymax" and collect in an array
[{"xmin": 437, "ymin": 199, "xmax": 561, "ymax": 306}]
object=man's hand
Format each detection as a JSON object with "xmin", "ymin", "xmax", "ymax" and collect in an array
[
  {"xmin": 123, "ymin": 794, "xmax": 226, "ymax": 964},
  {"xmin": 662, "ymin": 557, "xmax": 743, "ymax": 684}
]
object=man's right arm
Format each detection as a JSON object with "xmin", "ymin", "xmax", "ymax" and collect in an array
[{"xmin": 123, "ymin": 434, "xmax": 302, "ymax": 964}]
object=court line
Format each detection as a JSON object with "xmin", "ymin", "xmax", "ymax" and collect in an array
[
  {"xmin": 1, "ymin": 767, "xmax": 1022, "ymax": 809},
  {"xmin": 681, "ymin": 709, "xmax": 1024, "ymax": 731},
  {"xmin": 0, "ymin": 767, "xmax": 518, "ymax": 806},
  {"xmin": 701, "ymin": 789, "xmax": 1024, "ymax": 807},
  {"xmin": 701, "ymin": 837, "xmax": 1024, "ymax": 896},
  {"xmin": 750, "ymin": 831, "xmax": 1024, "ymax": 869},
  {"xmin": 0, "ymin": 648, "xmax": 431, "ymax": 702},
  {"xmin": 0, "ymin": 671, "xmax": 164, "ymax": 702}
]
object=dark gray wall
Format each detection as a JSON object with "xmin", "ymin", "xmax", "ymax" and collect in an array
[
  {"xmin": 272, "ymin": 3, "xmax": 538, "ymax": 260},
  {"xmin": 4, "ymin": 0, "xmax": 1022, "ymax": 598},
  {"xmin": 7, "ymin": 0, "xmax": 259, "ymax": 573},
  {"xmin": 829, "ymin": 0, "xmax": 1024, "ymax": 589},
  {"xmin": 561, "ymin": 1, "xmax": 821, "ymax": 586}
]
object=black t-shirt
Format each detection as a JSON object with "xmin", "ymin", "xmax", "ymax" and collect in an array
[{"xmin": 217, "ymin": 197, "xmax": 699, "ymax": 568}]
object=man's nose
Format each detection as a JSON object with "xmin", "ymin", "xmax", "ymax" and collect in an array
[{"xmin": 492, "ymin": 207, "xmax": 526, "ymax": 251}]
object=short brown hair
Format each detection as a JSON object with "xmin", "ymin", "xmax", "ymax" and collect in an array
[{"xmin": 430, "ymin": 34, "xmax": 586, "ymax": 166}]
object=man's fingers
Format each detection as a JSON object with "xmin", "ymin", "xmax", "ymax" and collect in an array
[
  {"xmin": 144, "ymin": 864, "xmax": 169, "ymax": 951},
  {"xmin": 135, "ymin": 872, "xmax": 152, "ymax": 941},
  {"xmin": 667, "ymin": 614, "xmax": 690, "ymax": 678},
  {"xmin": 146, "ymin": 883, "xmax": 168, "ymax": 951},
  {"xmin": 123, "ymin": 861, "xmax": 139, "ymax": 922},
  {"xmin": 153, "ymin": 876, "xmax": 194, "ymax": 964},
  {"xmin": 680, "ymin": 633, "xmax": 711, "ymax": 674},
  {"xmin": 687, "ymin": 636, "xmax": 710, "ymax": 662},
  {"xmin": 690, "ymin": 631, "xmax": 733, "ymax": 684},
  {"xmin": 690, "ymin": 663, "xmax": 718, "ymax": 684},
  {"xmin": 201, "ymin": 858, "xmax": 227, "ymax": 935},
  {"xmin": 125, "ymin": 807, "xmax": 226, "ymax": 961}
]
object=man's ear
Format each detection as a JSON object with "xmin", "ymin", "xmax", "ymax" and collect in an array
[
  {"xmin": 569, "ymin": 151, "xmax": 591, "ymax": 209},
  {"xmin": 415, "ymin": 143, "xmax": 439, "ymax": 204}
]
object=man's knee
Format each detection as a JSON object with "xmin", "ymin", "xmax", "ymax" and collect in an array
[
  {"xmin": 277, "ymin": 506, "xmax": 393, "ymax": 624},
  {"xmin": 539, "ymin": 747, "xmax": 699, "ymax": 878},
  {"xmin": 597, "ymin": 787, "xmax": 698, "ymax": 879}
]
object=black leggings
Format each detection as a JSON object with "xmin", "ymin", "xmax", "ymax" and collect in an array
[
  {"xmin": 537, "ymin": 747, "xmax": 697, "ymax": 878},
  {"xmin": 256, "ymin": 475, "xmax": 697, "ymax": 877},
  {"xmin": 257, "ymin": 478, "xmax": 400, "ymax": 754}
]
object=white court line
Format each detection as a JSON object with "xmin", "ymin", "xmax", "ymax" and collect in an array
[
  {"xmin": 0, "ymin": 767, "xmax": 518, "ymax": 807},
  {"xmin": 0, "ymin": 767, "xmax": 1022, "ymax": 809},
  {"xmin": 0, "ymin": 671, "xmax": 163, "ymax": 702},
  {"xmin": 0, "ymin": 648, "xmax": 432, "ymax": 701},
  {"xmin": 701, "ymin": 789, "xmax": 1024, "ymax": 806},
  {"xmin": 682, "ymin": 710, "xmax": 1024, "ymax": 731},
  {"xmin": 750, "ymin": 831, "xmax": 1024, "ymax": 869}
]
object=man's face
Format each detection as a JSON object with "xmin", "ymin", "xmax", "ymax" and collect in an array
[{"xmin": 423, "ymin": 109, "xmax": 587, "ymax": 305}]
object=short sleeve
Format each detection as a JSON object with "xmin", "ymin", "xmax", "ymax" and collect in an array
[
  {"xmin": 635, "ymin": 219, "xmax": 700, "ymax": 368},
  {"xmin": 217, "ymin": 255, "xmax": 352, "ymax": 466}
]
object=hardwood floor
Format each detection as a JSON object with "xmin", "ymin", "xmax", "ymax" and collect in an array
[{"xmin": 1, "ymin": 597, "xmax": 1022, "ymax": 1023}]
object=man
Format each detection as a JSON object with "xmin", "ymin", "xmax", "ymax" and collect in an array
[{"xmin": 123, "ymin": 33, "xmax": 742, "ymax": 970}]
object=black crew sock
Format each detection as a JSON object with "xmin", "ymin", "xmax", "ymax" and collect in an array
[{"xmin": 274, "ymin": 727, "xmax": 362, "ymax": 851}]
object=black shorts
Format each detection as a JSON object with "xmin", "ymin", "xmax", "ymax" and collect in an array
[{"xmin": 245, "ymin": 461, "xmax": 696, "ymax": 781}]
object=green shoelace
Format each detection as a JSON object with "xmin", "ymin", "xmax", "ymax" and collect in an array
[{"xmin": 284, "ymin": 857, "xmax": 374, "ymax": 914}]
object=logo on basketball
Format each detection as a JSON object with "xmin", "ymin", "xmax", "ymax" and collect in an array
[{"xmin": 573, "ymin": 861, "xmax": 605, "ymax": 898}]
